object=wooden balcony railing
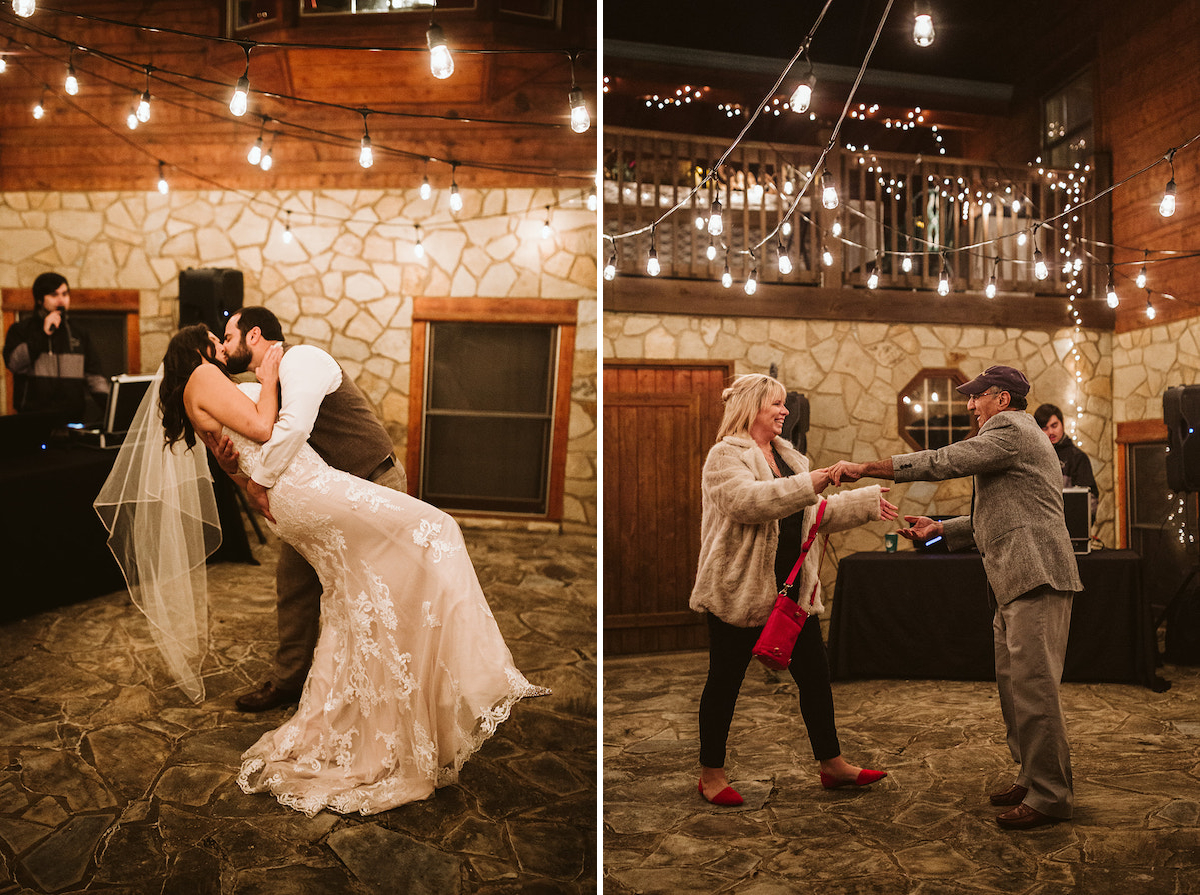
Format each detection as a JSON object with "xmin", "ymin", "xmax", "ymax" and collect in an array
[{"xmin": 604, "ymin": 127, "xmax": 1101, "ymax": 300}]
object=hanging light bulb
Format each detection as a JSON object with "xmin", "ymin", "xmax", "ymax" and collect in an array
[
  {"xmin": 282, "ymin": 210, "xmax": 293, "ymax": 244},
  {"xmin": 937, "ymin": 255, "xmax": 951, "ymax": 295},
  {"xmin": 259, "ymin": 139, "xmax": 274, "ymax": 171},
  {"xmin": 414, "ymin": 224, "xmax": 425, "ymax": 259},
  {"xmin": 744, "ymin": 261, "xmax": 758, "ymax": 295},
  {"xmin": 427, "ymin": 23, "xmax": 454, "ymax": 80},
  {"xmin": 822, "ymin": 244, "xmax": 834, "ymax": 267},
  {"xmin": 1033, "ymin": 249, "xmax": 1048, "ymax": 280},
  {"xmin": 247, "ymin": 135, "xmax": 263, "ymax": 165},
  {"xmin": 789, "ymin": 72, "xmax": 816, "ymax": 114},
  {"xmin": 32, "ymin": 93, "xmax": 45, "ymax": 120},
  {"xmin": 64, "ymin": 58, "xmax": 78, "ymax": 96},
  {"xmin": 126, "ymin": 94, "xmax": 139, "ymax": 129},
  {"xmin": 866, "ymin": 261, "xmax": 879, "ymax": 290},
  {"xmin": 707, "ymin": 198, "xmax": 723, "ymax": 236},
  {"xmin": 1146, "ymin": 293, "xmax": 1156, "ymax": 320},
  {"xmin": 420, "ymin": 172, "xmax": 432, "ymax": 201},
  {"xmin": 831, "ymin": 220, "xmax": 842, "ymax": 238},
  {"xmin": 135, "ymin": 90, "xmax": 151, "ymax": 123},
  {"xmin": 358, "ymin": 115, "xmax": 374, "ymax": 169},
  {"xmin": 647, "ymin": 246, "xmax": 660, "ymax": 277},
  {"xmin": 706, "ymin": 238, "xmax": 717, "ymax": 262},
  {"xmin": 722, "ymin": 254, "xmax": 732, "ymax": 288},
  {"xmin": 449, "ymin": 165, "xmax": 463, "ymax": 213},
  {"xmin": 604, "ymin": 246, "xmax": 617, "ymax": 281},
  {"xmin": 1106, "ymin": 266, "xmax": 1118, "ymax": 308},
  {"xmin": 912, "ymin": 0, "xmax": 936, "ymax": 47},
  {"xmin": 777, "ymin": 243, "xmax": 792, "ymax": 275},
  {"xmin": 1160, "ymin": 178, "xmax": 1177, "ymax": 217},
  {"xmin": 542, "ymin": 206, "xmax": 552, "ymax": 240},
  {"xmin": 1137, "ymin": 253, "xmax": 1148, "ymax": 289},
  {"xmin": 821, "ymin": 169, "xmax": 839, "ymax": 209},
  {"xmin": 156, "ymin": 161, "xmax": 169, "ymax": 195},
  {"xmin": 901, "ymin": 254, "xmax": 913, "ymax": 273},
  {"xmin": 569, "ymin": 84, "xmax": 590, "ymax": 133},
  {"xmin": 781, "ymin": 220, "xmax": 792, "ymax": 237},
  {"xmin": 0, "ymin": 56, "xmax": 7, "ymax": 74},
  {"xmin": 14, "ymin": 0, "xmax": 35, "ymax": 17},
  {"xmin": 985, "ymin": 258, "xmax": 999, "ymax": 299},
  {"xmin": 1017, "ymin": 230, "xmax": 1028, "ymax": 247},
  {"xmin": 587, "ymin": 185, "xmax": 598, "ymax": 212},
  {"xmin": 229, "ymin": 49, "xmax": 251, "ymax": 116}
]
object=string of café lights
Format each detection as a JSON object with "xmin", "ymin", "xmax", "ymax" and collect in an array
[
  {"xmin": 602, "ymin": 0, "xmax": 1199, "ymax": 451},
  {"xmin": 0, "ymin": 0, "xmax": 597, "ymax": 242}
]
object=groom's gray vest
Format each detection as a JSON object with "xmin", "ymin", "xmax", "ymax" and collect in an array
[{"xmin": 282, "ymin": 344, "xmax": 395, "ymax": 481}]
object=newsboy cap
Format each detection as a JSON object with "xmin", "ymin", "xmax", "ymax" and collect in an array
[{"xmin": 955, "ymin": 365, "xmax": 1031, "ymax": 397}]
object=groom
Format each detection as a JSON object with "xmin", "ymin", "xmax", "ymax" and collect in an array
[{"xmin": 206, "ymin": 306, "xmax": 406, "ymax": 712}]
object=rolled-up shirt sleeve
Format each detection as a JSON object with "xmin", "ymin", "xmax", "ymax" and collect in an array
[{"xmin": 249, "ymin": 344, "xmax": 342, "ymax": 488}]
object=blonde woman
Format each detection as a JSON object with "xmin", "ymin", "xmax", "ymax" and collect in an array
[{"xmin": 691, "ymin": 373, "xmax": 898, "ymax": 805}]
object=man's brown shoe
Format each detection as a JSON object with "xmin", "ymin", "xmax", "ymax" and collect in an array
[
  {"xmin": 235, "ymin": 681, "xmax": 301, "ymax": 712},
  {"xmin": 996, "ymin": 803, "xmax": 1063, "ymax": 830},
  {"xmin": 988, "ymin": 783, "xmax": 1029, "ymax": 806}
]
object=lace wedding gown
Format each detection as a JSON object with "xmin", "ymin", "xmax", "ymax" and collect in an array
[{"xmin": 227, "ymin": 385, "xmax": 548, "ymax": 816}]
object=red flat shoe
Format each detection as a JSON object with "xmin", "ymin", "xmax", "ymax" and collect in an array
[
  {"xmin": 698, "ymin": 779, "xmax": 744, "ymax": 806},
  {"xmin": 820, "ymin": 768, "xmax": 887, "ymax": 789}
]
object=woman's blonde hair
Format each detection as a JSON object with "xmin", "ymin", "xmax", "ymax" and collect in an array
[{"xmin": 716, "ymin": 373, "xmax": 787, "ymax": 441}]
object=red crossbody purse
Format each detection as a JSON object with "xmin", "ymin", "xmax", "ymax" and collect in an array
[{"xmin": 751, "ymin": 499, "xmax": 826, "ymax": 671}]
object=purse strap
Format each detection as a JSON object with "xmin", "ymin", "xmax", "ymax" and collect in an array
[{"xmin": 779, "ymin": 498, "xmax": 826, "ymax": 599}]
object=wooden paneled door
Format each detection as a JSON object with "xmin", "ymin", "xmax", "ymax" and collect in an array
[{"xmin": 603, "ymin": 360, "xmax": 734, "ymax": 655}]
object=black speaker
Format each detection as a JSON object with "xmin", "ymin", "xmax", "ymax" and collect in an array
[
  {"xmin": 1164, "ymin": 385, "xmax": 1200, "ymax": 493},
  {"xmin": 178, "ymin": 268, "xmax": 244, "ymax": 334},
  {"xmin": 782, "ymin": 391, "xmax": 810, "ymax": 453}
]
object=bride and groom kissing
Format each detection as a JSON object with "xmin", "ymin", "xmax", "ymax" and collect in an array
[{"xmin": 98, "ymin": 306, "xmax": 547, "ymax": 817}]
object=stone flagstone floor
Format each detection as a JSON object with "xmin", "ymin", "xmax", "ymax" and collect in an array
[
  {"xmin": 604, "ymin": 648, "xmax": 1200, "ymax": 894},
  {"xmin": 0, "ymin": 526, "xmax": 597, "ymax": 894}
]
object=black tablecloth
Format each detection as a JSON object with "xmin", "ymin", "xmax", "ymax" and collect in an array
[{"xmin": 827, "ymin": 550, "xmax": 1160, "ymax": 688}]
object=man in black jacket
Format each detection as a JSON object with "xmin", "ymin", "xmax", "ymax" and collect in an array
[{"xmin": 3, "ymin": 272, "xmax": 108, "ymax": 419}]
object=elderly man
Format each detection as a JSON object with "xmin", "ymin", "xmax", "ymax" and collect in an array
[{"xmin": 829, "ymin": 365, "xmax": 1081, "ymax": 830}]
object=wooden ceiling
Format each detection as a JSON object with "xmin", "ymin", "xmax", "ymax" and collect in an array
[{"xmin": 0, "ymin": 0, "xmax": 596, "ymax": 192}]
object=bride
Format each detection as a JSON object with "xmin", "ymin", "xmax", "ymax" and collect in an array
[{"xmin": 97, "ymin": 324, "xmax": 547, "ymax": 816}]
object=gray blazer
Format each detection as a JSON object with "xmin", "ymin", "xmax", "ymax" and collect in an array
[{"xmin": 892, "ymin": 409, "xmax": 1083, "ymax": 605}]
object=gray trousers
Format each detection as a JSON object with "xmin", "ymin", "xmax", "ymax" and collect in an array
[
  {"xmin": 271, "ymin": 461, "xmax": 407, "ymax": 691},
  {"xmin": 991, "ymin": 583, "xmax": 1075, "ymax": 818}
]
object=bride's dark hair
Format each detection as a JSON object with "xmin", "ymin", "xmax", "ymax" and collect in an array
[{"xmin": 160, "ymin": 324, "xmax": 231, "ymax": 448}]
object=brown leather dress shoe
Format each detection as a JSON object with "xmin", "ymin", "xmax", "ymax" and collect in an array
[
  {"xmin": 235, "ymin": 681, "xmax": 302, "ymax": 712},
  {"xmin": 996, "ymin": 803, "xmax": 1063, "ymax": 830},
  {"xmin": 989, "ymin": 783, "xmax": 1029, "ymax": 806}
]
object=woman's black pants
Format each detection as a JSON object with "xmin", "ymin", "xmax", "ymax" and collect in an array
[{"xmin": 698, "ymin": 611, "xmax": 841, "ymax": 768}]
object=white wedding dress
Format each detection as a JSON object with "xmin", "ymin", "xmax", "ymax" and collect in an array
[{"xmin": 228, "ymin": 384, "xmax": 548, "ymax": 816}]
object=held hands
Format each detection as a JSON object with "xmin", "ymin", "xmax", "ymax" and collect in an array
[
  {"xmin": 827, "ymin": 460, "xmax": 866, "ymax": 485},
  {"xmin": 246, "ymin": 479, "xmax": 276, "ymax": 524},
  {"xmin": 256, "ymin": 342, "xmax": 283, "ymax": 388},
  {"xmin": 879, "ymin": 489, "xmax": 900, "ymax": 521},
  {"xmin": 897, "ymin": 514, "xmax": 942, "ymax": 542}
]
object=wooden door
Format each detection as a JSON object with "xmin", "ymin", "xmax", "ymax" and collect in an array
[{"xmin": 603, "ymin": 360, "xmax": 733, "ymax": 654}]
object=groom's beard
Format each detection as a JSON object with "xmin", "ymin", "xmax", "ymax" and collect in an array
[{"xmin": 225, "ymin": 345, "xmax": 252, "ymax": 375}]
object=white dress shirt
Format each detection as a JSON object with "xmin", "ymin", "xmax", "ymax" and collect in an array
[{"xmin": 250, "ymin": 343, "xmax": 342, "ymax": 488}]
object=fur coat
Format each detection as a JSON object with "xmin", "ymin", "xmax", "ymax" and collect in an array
[{"xmin": 690, "ymin": 434, "xmax": 883, "ymax": 627}]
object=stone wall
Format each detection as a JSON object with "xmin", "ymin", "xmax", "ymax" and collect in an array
[
  {"xmin": 606, "ymin": 311, "xmax": 1115, "ymax": 588},
  {"xmin": 1, "ymin": 187, "xmax": 597, "ymax": 529},
  {"xmin": 1113, "ymin": 318, "xmax": 1200, "ymax": 423}
]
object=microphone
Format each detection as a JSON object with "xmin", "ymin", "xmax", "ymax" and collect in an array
[{"xmin": 47, "ymin": 305, "xmax": 66, "ymax": 334}]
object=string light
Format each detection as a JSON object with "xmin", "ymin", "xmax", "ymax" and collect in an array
[
  {"xmin": 247, "ymin": 117, "xmax": 267, "ymax": 165},
  {"xmin": 136, "ymin": 66, "xmax": 152, "ymax": 122},
  {"xmin": 32, "ymin": 90, "xmax": 45, "ymax": 119},
  {"xmin": 1146, "ymin": 291, "xmax": 1156, "ymax": 320},
  {"xmin": 259, "ymin": 134, "xmax": 274, "ymax": 171},
  {"xmin": 604, "ymin": 239, "xmax": 617, "ymax": 281},
  {"xmin": 542, "ymin": 205, "xmax": 552, "ymax": 239},
  {"xmin": 1106, "ymin": 265, "xmax": 1119, "ymax": 308},
  {"xmin": 912, "ymin": 0, "xmax": 936, "ymax": 46},
  {"xmin": 1136, "ymin": 251, "xmax": 1148, "ymax": 289},
  {"xmin": 722, "ymin": 254, "xmax": 732, "ymax": 288},
  {"xmin": 986, "ymin": 257, "xmax": 999, "ymax": 298},
  {"xmin": 64, "ymin": 50, "xmax": 78, "ymax": 95},
  {"xmin": 866, "ymin": 259, "xmax": 879, "ymax": 289},
  {"xmin": 822, "ymin": 244, "xmax": 833, "ymax": 267},
  {"xmin": 777, "ymin": 242, "xmax": 792, "ymax": 275},
  {"xmin": 1160, "ymin": 149, "xmax": 1177, "ymax": 217},
  {"xmin": 125, "ymin": 95, "xmax": 139, "ymax": 129},
  {"xmin": 1033, "ymin": 227, "xmax": 1048, "ymax": 280},
  {"xmin": 706, "ymin": 237, "xmax": 717, "ymax": 262},
  {"xmin": 13, "ymin": 0, "xmax": 35, "ymax": 17},
  {"xmin": 156, "ymin": 160, "xmax": 169, "ymax": 195},
  {"xmin": 0, "ymin": 54, "xmax": 6, "ymax": 74},
  {"xmin": 831, "ymin": 220, "xmax": 842, "ymax": 238},
  {"xmin": 821, "ymin": 169, "xmax": 839, "ymax": 210},
  {"xmin": 789, "ymin": 52, "xmax": 816, "ymax": 114},
  {"xmin": 427, "ymin": 22, "xmax": 454, "ymax": 80},
  {"xmin": 357, "ymin": 112, "xmax": 374, "ymax": 168},
  {"xmin": 414, "ymin": 223, "xmax": 425, "ymax": 259},
  {"xmin": 282, "ymin": 209, "xmax": 293, "ymax": 244},
  {"xmin": 229, "ymin": 47, "xmax": 251, "ymax": 117},
  {"xmin": 937, "ymin": 253, "xmax": 951, "ymax": 295},
  {"xmin": 568, "ymin": 54, "xmax": 590, "ymax": 133},
  {"xmin": 707, "ymin": 198, "xmax": 723, "ymax": 236},
  {"xmin": 744, "ymin": 253, "xmax": 758, "ymax": 295},
  {"xmin": 419, "ymin": 170, "xmax": 432, "ymax": 201},
  {"xmin": 646, "ymin": 228, "xmax": 660, "ymax": 277},
  {"xmin": 449, "ymin": 164, "xmax": 463, "ymax": 213},
  {"xmin": 587, "ymin": 185, "xmax": 598, "ymax": 212}
]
